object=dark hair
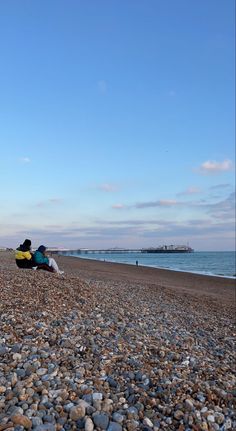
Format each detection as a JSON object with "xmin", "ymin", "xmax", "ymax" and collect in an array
[
  {"xmin": 23, "ymin": 239, "xmax": 31, "ymax": 248},
  {"xmin": 20, "ymin": 239, "xmax": 31, "ymax": 251},
  {"xmin": 38, "ymin": 245, "xmax": 46, "ymax": 253}
]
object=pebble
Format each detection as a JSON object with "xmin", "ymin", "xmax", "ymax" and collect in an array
[
  {"xmin": 107, "ymin": 422, "xmax": 123, "ymax": 431},
  {"xmin": 0, "ymin": 258, "xmax": 234, "ymax": 431},
  {"xmin": 34, "ymin": 425, "xmax": 56, "ymax": 431},
  {"xmin": 112, "ymin": 412, "xmax": 124, "ymax": 424},
  {"xmin": 143, "ymin": 417, "xmax": 154, "ymax": 427},
  {"xmin": 11, "ymin": 414, "xmax": 32, "ymax": 429},
  {"xmin": 69, "ymin": 404, "xmax": 86, "ymax": 420},
  {"xmin": 174, "ymin": 410, "xmax": 184, "ymax": 420},
  {"xmin": 93, "ymin": 412, "xmax": 109, "ymax": 429},
  {"xmin": 84, "ymin": 417, "xmax": 94, "ymax": 431}
]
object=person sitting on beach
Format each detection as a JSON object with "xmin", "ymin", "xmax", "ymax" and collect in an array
[
  {"xmin": 33, "ymin": 245, "xmax": 64, "ymax": 274},
  {"xmin": 15, "ymin": 239, "xmax": 34, "ymax": 269}
]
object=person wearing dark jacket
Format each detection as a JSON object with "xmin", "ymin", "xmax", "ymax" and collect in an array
[{"xmin": 15, "ymin": 239, "xmax": 34, "ymax": 269}]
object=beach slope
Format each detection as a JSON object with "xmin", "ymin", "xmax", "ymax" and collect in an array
[{"xmin": 0, "ymin": 251, "xmax": 235, "ymax": 430}]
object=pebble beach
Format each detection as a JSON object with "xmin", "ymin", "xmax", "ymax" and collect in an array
[{"xmin": 0, "ymin": 251, "xmax": 235, "ymax": 431}]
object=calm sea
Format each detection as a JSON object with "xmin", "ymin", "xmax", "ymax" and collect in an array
[{"xmin": 62, "ymin": 250, "xmax": 236, "ymax": 278}]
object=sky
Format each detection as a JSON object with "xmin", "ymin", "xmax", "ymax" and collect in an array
[{"xmin": 0, "ymin": 0, "xmax": 235, "ymax": 251}]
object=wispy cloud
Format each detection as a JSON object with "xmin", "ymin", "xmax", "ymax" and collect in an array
[
  {"xmin": 112, "ymin": 192, "xmax": 235, "ymax": 221},
  {"xmin": 97, "ymin": 183, "xmax": 118, "ymax": 192},
  {"xmin": 19, "ymin": 157, "xmax": 31, "ymax": 163},
  {"xmin": 1, "ymin": 203, "xmax": 235, "ymax": 250},
  {"xmin": 135, "ymin": 199, "xmax": 179, "ymax": 209},
  {"xmin": 112, "ymin": 203, "xmax": 126, "ymax": 209},
  {"xmin": 112, "ymin": 199, "xmax": 183, "ymax": 210},
  {"xmin": 209, "ymin": 183, "xmax": 231, "ymax": 190},
  {"xmin": 177, "ymin": 187, "xmax": 201, "ymax": 196},
  {"xmin": 5, "ymin": 217, "xmax": 233, "ymax": 248},
  {"xmin": 205, "ymin": 192, "xmax": 235, "ymax": 221},
  {"xmin": 35, "ymin": 198, "xmax": 63, "ymax": 208},
  {"xmin": 198, "ymin": 159, "xmax": 233, "ymax": 174}
]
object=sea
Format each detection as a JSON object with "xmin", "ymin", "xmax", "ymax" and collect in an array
[{"xmin": 62, "ymin": 250, "xmax": 236, "ymax": 279}]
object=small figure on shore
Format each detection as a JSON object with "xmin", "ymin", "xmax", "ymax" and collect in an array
[
  {"xmin": 136, "ymin": 260, "xmax": 139, "ymax": 266},
  {"xmin": 15, "ymin": 239, "xmax": 34, "ymax": 269},
  {"xmin": 33, "ymin": 245, "xmax": 64, "ymax": 274}
]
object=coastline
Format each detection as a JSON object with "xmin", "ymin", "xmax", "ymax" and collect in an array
[
  {"xmin": 54, "ymin": 254, "xmax": 235, "ymax": 306},
  {"xmin": 0, "ymin": 251, "xmax": 235, "ymax": 430},
  {"xmin": 61, "ymin": 249, "xmax": 236, "ymax": 279},
  {"xmin": 66, "ymin": 253, "xmax": 236, "ymax": 280}
]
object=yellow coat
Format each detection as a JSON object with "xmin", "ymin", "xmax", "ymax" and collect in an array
[{"xmin": 15, "ymin": 250, "xmax": 32, "ymax": 260}]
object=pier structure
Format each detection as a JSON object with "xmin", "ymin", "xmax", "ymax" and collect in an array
[
  {"xmin": 70, "ymin": 248, "xmax": 142, "ymax": 254},
  {"xmin": 56, "ymin": 245, "xmax": 194, "ymax": 254}
]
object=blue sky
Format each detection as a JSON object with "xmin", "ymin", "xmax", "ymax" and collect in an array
[{"xmin": 0, "ymin": 0, "xmax": 235, "ymax": 250}]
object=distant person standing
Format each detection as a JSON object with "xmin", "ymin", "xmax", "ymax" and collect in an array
[
  {"xmin": 15, "ymin": 239, "xmax": 34, "ymax": 269},
  {"xmin": 33, "ymin": 245, "xmax": 64, "ymax": 274}
]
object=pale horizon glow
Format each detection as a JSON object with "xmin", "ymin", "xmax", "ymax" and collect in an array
[{"xmin": 0, "ymin": 0, "xmax": 235, "ymax": 251}]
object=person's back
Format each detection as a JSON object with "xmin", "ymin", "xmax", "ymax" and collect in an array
[
  {"xmin": 15, "ymin": 239, "xmax": 34, "ymax": 269},
  {"xmin": 33, "ymin": 246, "xmax": 50, "ymax": 265}
]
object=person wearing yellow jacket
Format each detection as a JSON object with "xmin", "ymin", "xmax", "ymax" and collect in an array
[{"xmin": 15, "ymin": 239, "xmax": 34, "ymax": 269}]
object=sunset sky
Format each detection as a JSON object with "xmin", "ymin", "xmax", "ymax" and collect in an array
[{"xmin": 0, "ymin": 0, "xmax": 235, "ymax": 250}]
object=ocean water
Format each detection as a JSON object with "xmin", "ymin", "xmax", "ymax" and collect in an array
[{"xmin": 62, "ymin": 250, "xmax": 236, "ymax": 278}]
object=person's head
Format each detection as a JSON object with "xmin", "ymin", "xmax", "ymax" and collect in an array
[
  {"xmin": 22, "ymin": 239, "xmax": 31, "ymax": 250},
  {"xmin": 38, "ymin": 245, "xmax": 47, "ymax": 254}
]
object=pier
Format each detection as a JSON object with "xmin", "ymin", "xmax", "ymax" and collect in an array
[{"xmin": 65, "ymin": 249, "xmax": 142, "ymax": 254}]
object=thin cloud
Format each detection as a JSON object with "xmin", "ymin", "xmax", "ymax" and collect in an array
[
  {"xmin": 19, "ymin": 157, "xmax": 31, "ymax": 163},
  {"xmin": 205, "ymin": 192, "xmax": 235, "ymax": 220},
  {"xmin": 112, "ymin": 192, "xmax": 235, "ymax": 220},
  {"xmin": 112, "ymin": 203, "xmax": 126, "ymax": 209},
  {"xmin": 135, "ymin": 199, "xmax": 179, "ymax": 209},
  {"xmin": 1, "ymin": 210, "xmax": 235, "ymax": 249},
  {"xmin": 98, "ymin": 183, "xmax": 118, "ymax": 192},
  {"xmin": 112, "ymin": 199, "xmax": 184, "ymax": 210},
  {"xmin": 15, "ymin": 218, "xmax": 235, "ymax": 245},
  {"xmin": 209, "ymin": 183, "xmax": 231, "ymax": 190},
  {"xmin": 177, "ymin": 187, "xmax": 201, "ymax": 196},
  {"xmin": 159, "ymin": 199, "xmax": 178, "ymax": 206},
  {"xmin": 198, "ymin": 159, "xmax": 233, "ymax": 174},
  {"xmin": 35, "ymin": 198, "xmax": 63, "ymax": 208}
]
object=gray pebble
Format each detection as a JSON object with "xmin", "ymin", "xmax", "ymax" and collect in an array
[
  {"xmin": 107, "ymin": 422, "xmax": 122, "ymax": 431},
  {"xmin": 93, "ymin": 412, "xmax": 109, "ymax": 430},
  {"xmin": 112, "ymin": 412, "xmax": 124, "ymax": 424}
]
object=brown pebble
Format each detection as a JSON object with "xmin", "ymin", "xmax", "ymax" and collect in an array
[
  {"xmin": 0, "ymin": 424, "xmax": 14, "ymax": 431},
  {"xmin": 11, "ymin": 415, "xmax": 32, "ymax": 429}
]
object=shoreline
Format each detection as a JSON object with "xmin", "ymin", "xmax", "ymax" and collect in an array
[
  {"xmin": 65, "ymin": 253, "xmax": 236, "ymax": 280},
  {"xmin": 54, "ymin": 254, "xmax": 236, "ymax": 307}
]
